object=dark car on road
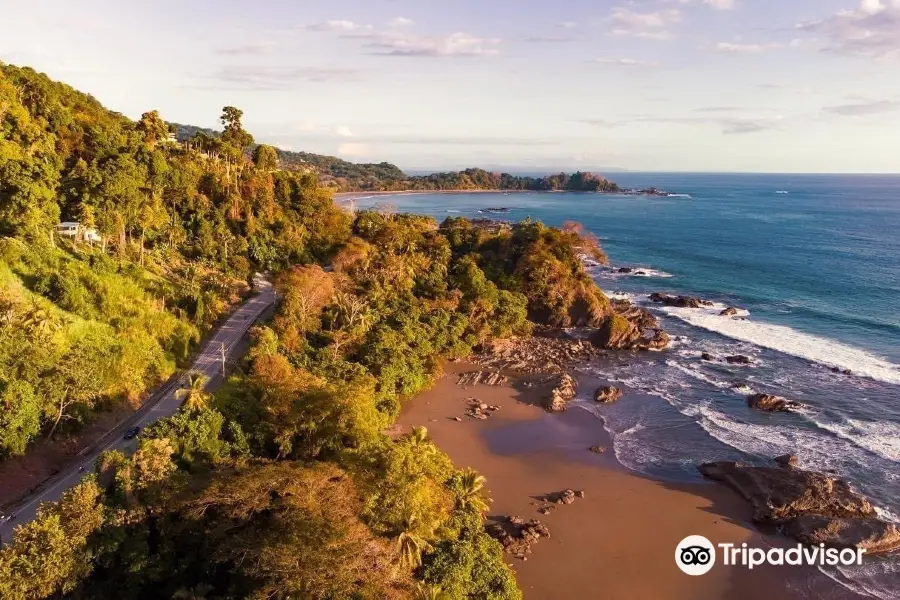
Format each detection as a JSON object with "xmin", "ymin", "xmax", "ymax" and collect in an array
[{"xmin": 124, "ymin": 426, "xmax": 141, "ymax": 440}]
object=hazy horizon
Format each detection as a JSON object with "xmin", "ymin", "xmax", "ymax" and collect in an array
[{"xmin": 3, "ymin": 0, "xmax": 899, "ymax": 174}]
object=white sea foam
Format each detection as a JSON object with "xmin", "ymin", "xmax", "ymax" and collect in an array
[
  {"xmin": 775, "ymin": 190, "xmax": 790, "ymax": 195},
  {"xmin": 629, "ymin": 268, "xmax": 674, "ymax": 278},
  {"xmin": 819, "ymin": 562, "xmax": 900, "ymax": 600},
  {"xmin": 665, "ymin": 359, "xmax": 751, "ymax": 391},
  {"xmin": 818, "ymin": 419, "xmax": 900, "ymax": 463},
  {"xmin": 658, "ymin": 305, "xmax": 900, "ymax": 385},
  {"xmin": 667, "ymin": 193, "xmax": 693, "ymax": 199}
]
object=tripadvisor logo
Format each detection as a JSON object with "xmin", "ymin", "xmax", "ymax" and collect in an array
[
  {"xmin": 676, "ymin": 535, "xmax": 716, "ymax": 576},
  {"xmin": 675, "ymin": 535, "xmax": 866, "ymax": 575}
]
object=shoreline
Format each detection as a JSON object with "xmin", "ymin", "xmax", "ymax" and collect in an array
[
  {"xmin": 332, "ymin": 189, "xmax": 661, "ymax": 199},
  {"xmin": 397, "ymin": 361, "xmax": 858, "ymax": 600}
]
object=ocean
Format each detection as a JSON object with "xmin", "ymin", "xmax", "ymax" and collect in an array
[{"xmin": 354, "ymin": 173, "xmax": 900, "ymax": 597}]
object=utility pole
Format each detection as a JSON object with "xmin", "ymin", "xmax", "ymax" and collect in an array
[{"xmin": 220, "ymin": 342, "xmax": 226, "ymax": 377}]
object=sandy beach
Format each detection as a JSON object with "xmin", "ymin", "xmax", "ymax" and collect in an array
[{"xmin": 397, "ymin": 362, "xmax": 858, "ymax": 600}]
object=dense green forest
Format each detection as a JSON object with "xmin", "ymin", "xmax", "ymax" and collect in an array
[
  {"xmin": 0, "ymin": 62, "xmax": 626, "ymax": 598},
  {"xmin": 0, "ymin": 62, "xmax": 350, "ymax": 456},
  {"xmin": 171, "ymin": 123, "xmax": 620, "ymax": 193}
]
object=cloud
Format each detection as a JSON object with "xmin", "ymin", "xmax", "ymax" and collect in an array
[
  {"xmin": 590, "ymin": 58, "xmax": 660, "ymax": 67},
  {"xmin": 716, "ymin": 41, "xmax": 781, "ymax": 53},
  {"xmin": 692, "ymin": 106, "xmax": 742, "ymax": 112},
  {"xmin": 797, "ymin": 0, "xmax": 900, "ymax": 60},
  {"xmin": 823, "ymin": 99, "xmax": 900, "ymax": 116},
  {"xmin": 215, "ymin": 42, "xmax": 277, "ymax": 56},
  {"xmin": 580, "ymin": 114, "xmax": 782, "ymax": 134},
  {"xmin": 363, "ymin": 136, "xmax": 556, "ymax": 146},
  {"xmin": 335, "ymin": 126, "xmax": 354, "ymax": 137},
  {"xmin": 390, "ymin": 17, "xmax": 414, "ymax": 27},
  {"xmin": 308, "ymin": 20, "xmax": 360, "ymax": 32},
  {"xmin": 557, "ymin": 21, "xmax": 577, "ymax": 29},
  {"xmin": 524, "ymin": 35, "xmax": 574, "ymax": 43},
  {"xmin": 338, "ymin": 142, "xmax": 372, "ymax": 157},
  {"xmin": 609, "ymin": 7, "xmax": 682, "ymax": 39},
  {"xmin": 354, "ymin": 31, "xmax": 501, "ymax": 57},
  {"xmin": 704, "ymin": 0, "xmax": 735, "ymax": 9},
  {"xmin": 210, "ymin": 66, "xmax": 360, "ymax": 90}
]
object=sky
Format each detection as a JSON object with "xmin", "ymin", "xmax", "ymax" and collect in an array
[{"xmin": 2, "ymin": 0, "xmax": 900, "ymax": 173}]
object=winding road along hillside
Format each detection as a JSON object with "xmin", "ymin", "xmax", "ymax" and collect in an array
[{"xmin": 0, "ymin": 274, "xmax": 275, "ymax": 544}]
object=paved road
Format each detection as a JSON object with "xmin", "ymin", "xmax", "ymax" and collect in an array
[{"xmin": 0, "ymin": 274, "xmax": 275, "ymax": 544}]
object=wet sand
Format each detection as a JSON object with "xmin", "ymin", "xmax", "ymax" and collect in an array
[{"xmin": 397, "ymin": 362, "xmax": 858, "ymax": 600}]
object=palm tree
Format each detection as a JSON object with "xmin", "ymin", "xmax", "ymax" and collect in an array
[
  {"xmin": 414, "ymin": 583, "xmax": 447, "ymax": 600},
  {"xmin": 457, "ymin": 468, "xmax": 490, "ymax": 514},
  {"xmin": 408, "ymin": 426, "xmax": 430, "ymax": 446},
  {"xmin": 395, "ymin": 516, "xmax": 433, "ymax": 570},
  {"xmin": 21, "ymin": 302, "xmax": 58, "ymax": 337},
  {"xmin": 176, "ymin": 373, "xmax": 210, "ymax": 411}
]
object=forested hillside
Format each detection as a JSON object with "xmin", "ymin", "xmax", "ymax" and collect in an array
[
  {"xmin": 0, "ymin": 62, "xmax": 624, "ymax": 599},
  {"xmin": 171, "ymin": 122, "xmax": 619, "ymax": 193},
  {"xmin": 0, "ymin": 62, "xmax": 350, "ymax": 456}
]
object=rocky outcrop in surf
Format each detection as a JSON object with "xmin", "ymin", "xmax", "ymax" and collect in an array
[
  {"xmin": 720, "ymin": 307, "xmax": 741, "ymax": 316},
  {"xmin": 747, "ymin": 393, "xmax": 802, "ymax": 413},
  {"xmin": 594, "ymin": 386, "xmax": 623, "ymax": 404},
  {"xmin": 699, "ymin": 460, "xmax": 900, "ymax": 553},
  {"xmin": 649, "ymin": 293, "xmax": 713, "ymax": 308},
  {"xmin": 726, "ymin": 355, "xmax": 753, "ymax": 365},
  {"xmin": 785, "ymin": 516, "xmax": 900, "ymax": 554},
  {"xmin": 590, "ymin": 313, "xmax": 670, "ymax": 351}
]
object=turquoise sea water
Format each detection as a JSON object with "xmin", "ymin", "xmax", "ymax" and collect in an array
[{"xmin": 355, "ymin": 174, "xmax": 900, "ymax": 597}]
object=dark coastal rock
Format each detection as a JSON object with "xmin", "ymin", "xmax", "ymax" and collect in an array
[
  {"xmin": 589, "ymin": 445, "xmax": 607, "ymax": 454},
  {"xmin": 748, "ymin": 393, "xmax": 802, "ymax": 413},
  {"xmin": 720, "ymin": 307, "xmax": 741, "ymax": 316},
  {"xmin": 726, "ymin": 355, "xmax": 753, "ymax": 365},
  {"xmin": 699, "ymin": 460, "xmax": 899, "ymax": 552},
  {"xmin": 649, "ymin": 293, "xmax": 713, "ymax": 309},
  {"xmin": 617, "ymin": 267, "xmax": 634, "ymax": 274},
  {"xmin": 590, "ymin": 314, "xmax": 670, "ymax": 352},
  {"xmin": 701, "ymin": 352, "xmax": 715, "ymax": 362},
  {"xmin": 613, "ymin": 301, "xmax": 660, "ymax": 330},
  {"xmin": 774, "ymin": 454, "xmax": 798, "ymax": 469},
  {"xmin": 784, "ymin": 516, "xmax": 900, "ymax": 554},
  {"xmin": 487, "ymin": 517, "xmax": 551, "ymax": 559},
  {"xmin": 594, "ymin": 385, "xmax": 623, "ymax": 404},
  {"xmin": 698, "ymin": 461, "xmax": 875, "ymax": 522},
  {"xmin": 635, "ymin": 270, "xmax": 647, "ymax": 275},
  {"xmin": 457, "ymin": 370, "xmax": 508, "ymax": 386},
  {"xmin": 544, "ymin": 373, "xmax": 577, "ymax": 412},
  {"xmin": 475, "ymin": 334, "xmax": 602, "ymax": 375}
]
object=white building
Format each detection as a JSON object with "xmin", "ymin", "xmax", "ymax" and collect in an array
[
  {"xmin": 56, "ymin": 222, "xmax": 102, "ymax": 243},
  {"xmin": 56, "ymin": 222, "xmax": 80, "ymax": 237}
]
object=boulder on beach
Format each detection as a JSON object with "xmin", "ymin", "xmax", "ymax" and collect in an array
[
  {"xmin": 544, "ymin": 373, "xmax": 577, "ymax": 412},
  {"xmin": 747, "ymin": 393, "xmax": 802, "ymax": 413},
  {"xmin": 726, "ymin": 355, "xmax": 753, "ymax": 365},
  {"xmin": 594, "ymin": 385, "xmax": 623, "ymax": 404},
  {"xmin": 589, "ymin": 445, "xmax": 607, "ymax": 454},
  {"xmin": 649, "ymin": 293, "xmax": 713, "ymax": 309}
]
